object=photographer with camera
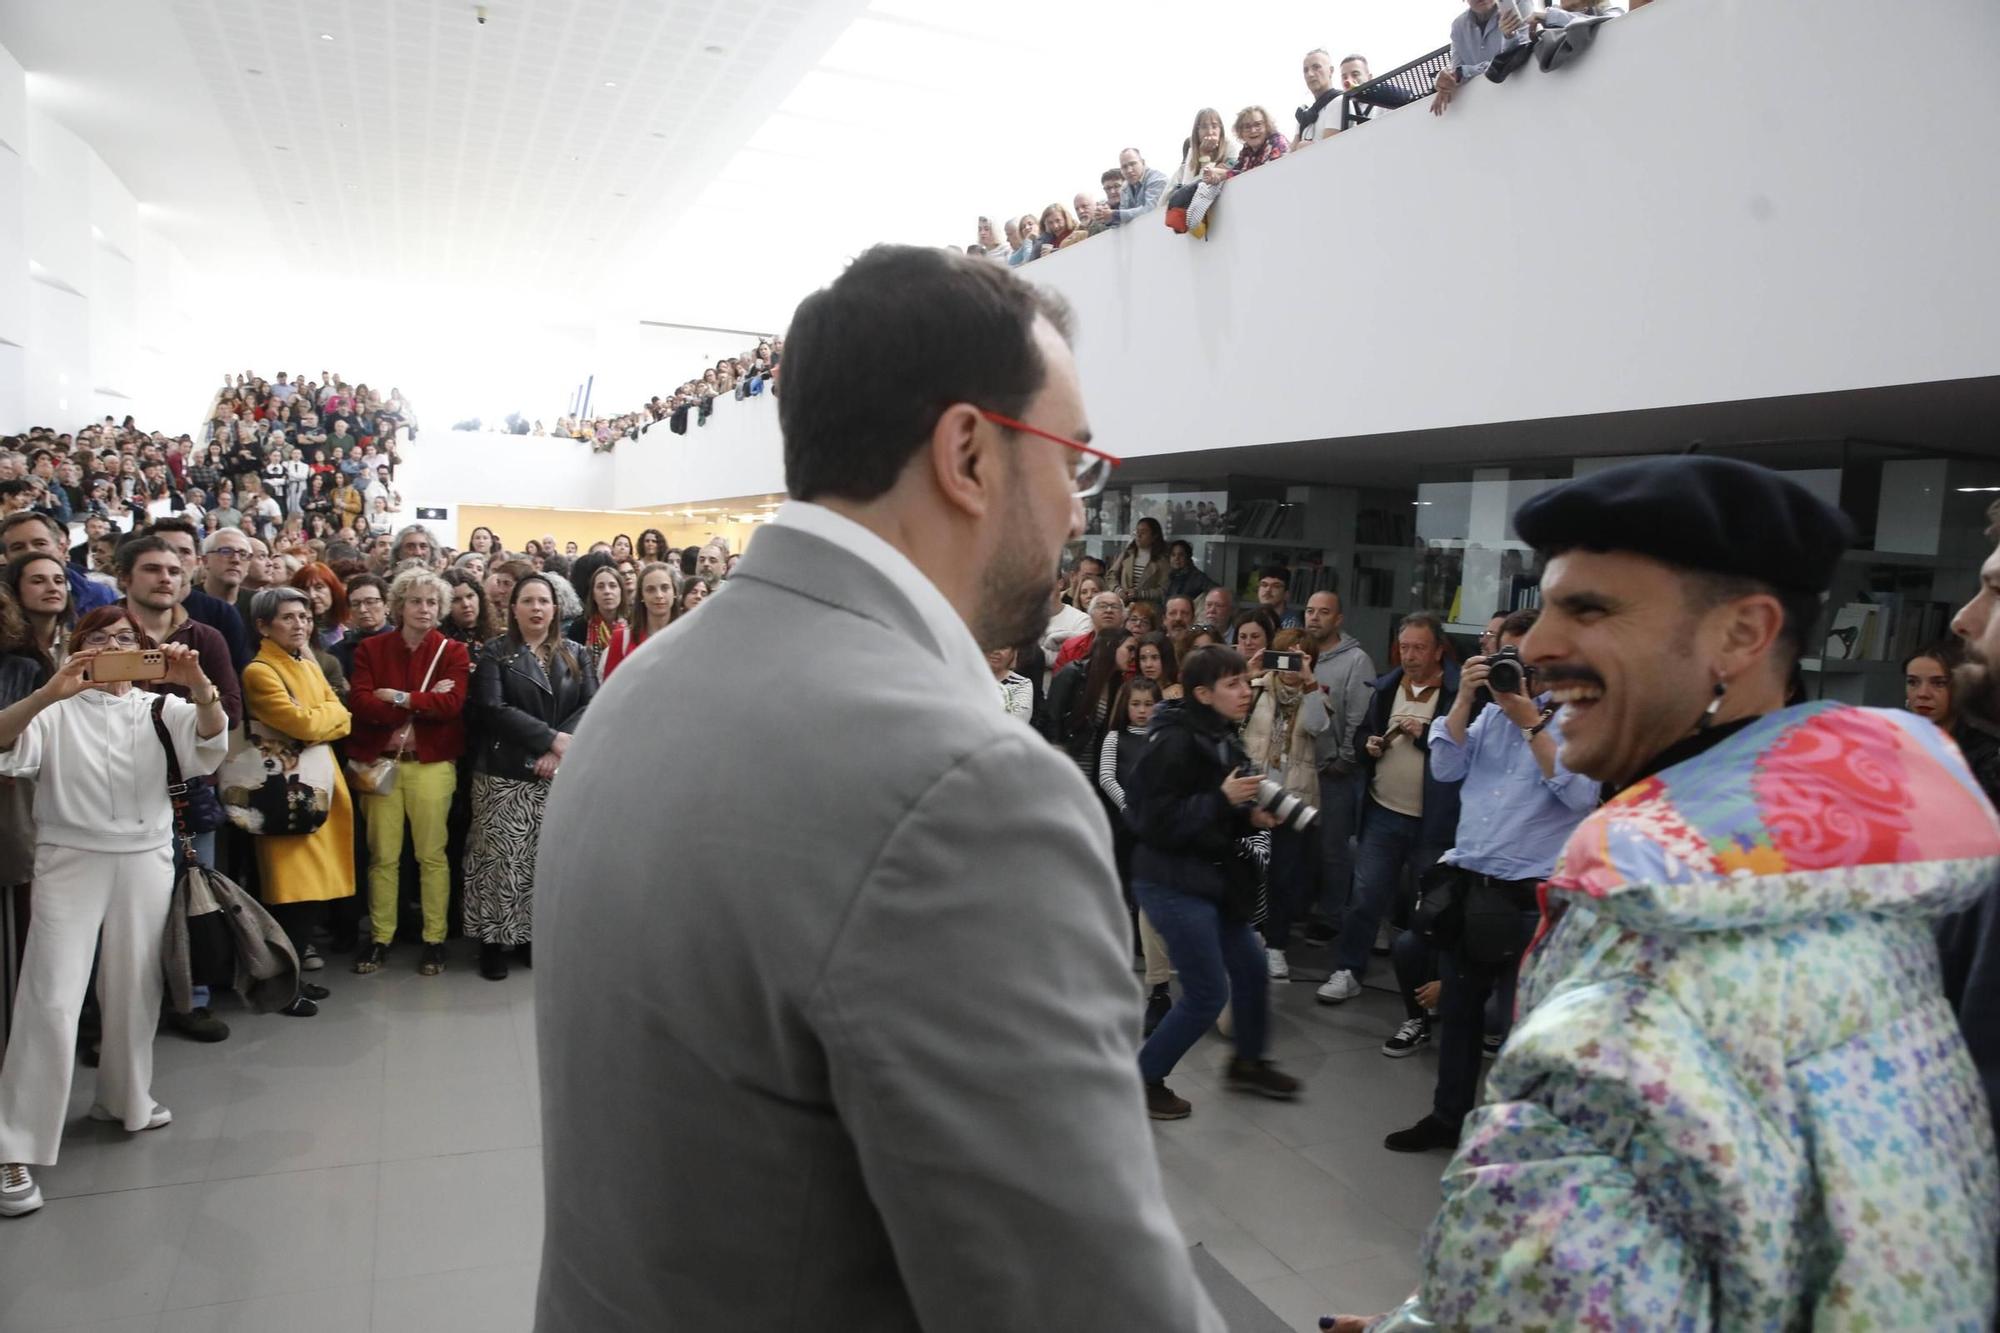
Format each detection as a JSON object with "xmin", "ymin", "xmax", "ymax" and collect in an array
[
  {"xmin": 1127, "ymin": 645, "xmax": 1304, "ymax": 1120},
  {"xmin": 1243, "ymin": 629, "xmax": 1327, "ymax": 978},
  {"xmin": 1381, "ymin": 608, "xmax": 1597, "ymax": 1153}
]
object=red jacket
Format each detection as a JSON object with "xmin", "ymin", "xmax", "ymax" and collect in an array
[
  {"xmin": 347, "ymin": 628, "xmax": 470, "ymax": 763},
  {"xmin": 1053, "ymin": 629, "xmax": 1097, "ymax": 672}
]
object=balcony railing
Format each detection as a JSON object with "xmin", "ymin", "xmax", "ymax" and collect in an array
[{"xmin": 1341, "ymin": 45, "xmax": 1449, "ymax": 129}]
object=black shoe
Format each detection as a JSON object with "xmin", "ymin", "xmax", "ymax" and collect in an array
[
  {"xmin": 1301, "ymin": 922, "xmax": 1337, "ymax": 947},
  {"xmin": 417, "ymin": 943, "xmax": 447, "ymax": 977},
  {"xmin": 1142, "ymin": 985, "xmax": 1172, "ymax": 1038},
  {"xmin": 299, "ymin": 981, "xmax": 330, "ymax": 1001},
  {"xmin": 279, "ymin": 997, "xmax": 320, "ymax": 1018},
  {"xmin": 352, "ymin": 942, "xmax": 389, "ymax": 974},
  {"xmin": 1384, "ymin": 1114, "xmax": 1461, "ymax": 1153},
  {"xmin": 166, "ymin": 1006, "xmax": 231, "ymax": 1043},
  {"xmin": 1145, "ymin": 1081, "xmax": 1192, "ymax": 1121},
  {"xmin": 479, "ymin": 942, "xmax": 508, "ymax": 981},
  {"xmin": 514, "ymin": 941, "xmax": 531, "ymax": 969},
  {"xmin": 1224, "ymin": 1057, "xmax": 1301, "ymax": 1101}
]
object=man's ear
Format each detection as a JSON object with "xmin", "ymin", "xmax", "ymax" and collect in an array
[{"xmin": 927, "ymin": 404, "xmax": 995, "ymax": 521}]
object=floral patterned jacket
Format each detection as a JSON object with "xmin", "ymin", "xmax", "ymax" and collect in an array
[{"xmin": 1375, "ymin": 703, "xmax": 2000, "ymax": 1332}]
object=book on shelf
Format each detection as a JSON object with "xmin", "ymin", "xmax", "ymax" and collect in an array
[{"xmin": 1822, "ymin": 603, "xmax": 1880, "ymax": 661}]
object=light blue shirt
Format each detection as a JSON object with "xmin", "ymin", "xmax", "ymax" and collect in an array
[
  {"xmin": 1450, "ymin": 2, "xmax": 1531, "ymax": 82},
  {"xmin": 1428, "ymin": 695, "xmax": 1597, "ymax": 881}
]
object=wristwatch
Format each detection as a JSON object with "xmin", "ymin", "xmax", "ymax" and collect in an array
[{"xmin": 395, "ymin": 690, "xmax": 410, "ymax": 707}]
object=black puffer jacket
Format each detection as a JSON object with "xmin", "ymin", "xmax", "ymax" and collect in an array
[
  {"xmin": 471, "ymin": 634, "xmax": 598, "ymax": 781},
  {"xmin": 1126, "ymin": 697, "xmax": 1257, "ymax": 902}
]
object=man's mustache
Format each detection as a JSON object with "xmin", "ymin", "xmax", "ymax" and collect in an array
[{"xmin": 1534, "ymin": 664, "xmax": 1606, "ymax": 690}]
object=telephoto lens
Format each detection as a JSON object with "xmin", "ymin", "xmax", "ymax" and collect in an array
[{"xmin": 1253, "ymin": 778, "xmax": 1320, "ymax": 831}]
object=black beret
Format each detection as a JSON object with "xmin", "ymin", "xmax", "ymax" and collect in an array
[{"xmin": 1512, "ymin": 455, "xmax": 1854, "ymax": 595}]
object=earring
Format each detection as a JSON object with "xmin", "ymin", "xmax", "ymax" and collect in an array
[{"xmin": 1699, "ymin": 675, "xmax": 1728, "ymax": 729}]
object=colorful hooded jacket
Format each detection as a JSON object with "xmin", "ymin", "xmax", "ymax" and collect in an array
[{"xmin": 1375, "ymin": 703, "xmax": 2000, "ymax": 1331}]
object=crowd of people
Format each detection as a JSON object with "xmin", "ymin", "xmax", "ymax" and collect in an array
[
  {"xmin": 469, "ymin": 337, "xmax": 785, "ymax": 452},
  {"xmin": 0, "ymin": 369, "xmax": 756, "ymax": 1217},
  {"xmin": 967, "ymin": 0, "xmax": 1634, "ymax": 259}
]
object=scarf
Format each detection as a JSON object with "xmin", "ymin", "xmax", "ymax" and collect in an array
[
  {"xmin": 1241, "ymin": 675, "xmax": 1317, "ymax": 797},
  {"xmin": 1295, "ymin": 87, "xmax": 1338, "ymax": 133}
]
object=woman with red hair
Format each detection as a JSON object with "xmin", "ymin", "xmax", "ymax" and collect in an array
[
  {"xmin": 0, "ymin": 607, "xmax": 228, "ymax": 1218},
  {"xmin": 288, "ymin": 562, "xmax": 351, "ymax": 695}
]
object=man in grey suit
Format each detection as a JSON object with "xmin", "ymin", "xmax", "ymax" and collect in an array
[{"xmin": 535, "ymin": 245, "xmax": 1224, "ymax": 1332}]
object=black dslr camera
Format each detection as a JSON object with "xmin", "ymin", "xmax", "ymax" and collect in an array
[{"xmin": 1485, "ymin": 645, "xmax": 1530, "ymax": 695}]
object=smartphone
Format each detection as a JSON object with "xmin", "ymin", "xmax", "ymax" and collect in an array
[
  {"xmin": 1266, "ymin": 651, "xmax": 1307, "ymax": 673},
  {"xmin": 85, "ymin": 649, "xmax": 167, "ymax": 683}
]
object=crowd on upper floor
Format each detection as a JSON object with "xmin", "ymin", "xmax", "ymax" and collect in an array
[{"xmin": 969, "ymin": 0, "xmax": 1634, "ymax": 259}]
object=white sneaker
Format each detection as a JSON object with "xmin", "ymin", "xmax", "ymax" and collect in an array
[
  {"xmin": 89, "ymin": 1103, "xmax": 172, "ymax": 1131},
  {"xmin": 1266, "ymin": 948, "xmax": 1290, "ymax": 981},
  {"xmin": 0, "ymin": 1163, "xmax": 41, "ymax": 1217},
  {"xmin": 1315, "ymin": 970, "xmax": 1361, "ymax": 1004}
]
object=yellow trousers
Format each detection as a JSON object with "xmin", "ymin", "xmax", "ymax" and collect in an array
[{"xmin": 362, "ymin": 759, "xmax": 457, "ymax": 946}]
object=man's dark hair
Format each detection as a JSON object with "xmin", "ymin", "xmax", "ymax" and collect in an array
[
  {"xmin": 1499, "ymin": 607, "xmax": 1540, "ymax": 639},
  {"xmin": 1682, "ymin": 571, "xmax": 1818, "ymax": 668},
  {"xmin": 116, "ymin": 535, "xmax": 178, "ymax": 578},
  {"xmin": 1181, "ymin": 644, "xmax": 1248, "ymax": 696},
  {"xmin": 779, "ymin": 244, "xmax": 1075, "ymax": 504},
  {"xmin": 1076, "ymin": 555, "xmax": 1105, "ymax": 573},
  {"xmin": 345, "ymin": 573, "xmax": 387, "ymax": 603},
  {"xmin": 145, "ymin": 516, "xmax": 201, "ymax": 543},
  {"xmin": 1257, "ymin": 564, "xmax": 1291, "ymax": 585},
  {"xmin": 1100, "ymin": 167, "xmax": 1122, "ymax": 185},
  {"xmin": 1168, "ymin": 540, "xmax": 1194, "ymax": 560},
  {"xmin": 1398, "ymin": 611, "xmax": 1447, "ymax": 646},
  {"xmin": 0, "ymin": 478, "xmax": 37, "ymax": 502}
]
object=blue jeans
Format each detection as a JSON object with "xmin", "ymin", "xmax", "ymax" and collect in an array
[
  {"xmin": 1333, "ymin": 802, "xmax": 1445, "ymax": 979},
  {"xmin": 1135, "ymin": 880, "xmax": 1268, "ymax": 1084},
  {"xmin": 1433, "ymin": 909, "xmax": 1541, "ymax": 1127}
]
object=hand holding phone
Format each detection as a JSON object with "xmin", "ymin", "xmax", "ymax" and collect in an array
[{"xmin": 83, "ymin": 648, "xmax": 167, "ymax": 684}]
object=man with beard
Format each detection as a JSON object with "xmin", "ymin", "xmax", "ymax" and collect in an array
[
  {"xmin": 1326, "ymin": 456, "xmax": 2000, "ymax": 1332},
  {"xmin": 1940, "ymin": 508, "xmax": 2000, "ymax": 1232},
  {"xmin": 534, "ymin": 246, "xmax": 1221, "ymax": 1332}
]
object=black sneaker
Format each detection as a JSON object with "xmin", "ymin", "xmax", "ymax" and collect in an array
[
  {"xmin": 417, "ymin": 943, "xmax": 447, "ymax": 976},
  {"xmin": 1224, "ymin": 1058, "xmax": 1301, "ymax": 1101},
  {"xmin": 1384, "ymin": 1114, "xmax": 1461, "ymax": 1154},
  {"xmin": 352, "ymin": 943, "xmax": 389, "ymax": 974},
  {"xmin": 279, "ymin": 996, "xmax": 319, "ymax": 1018},
  {"xmin": 1145, "ymin": 1081, "xmax": 1192, "ymax": 1120},
  {"xmin": 166, "ymin": 1006, "xmax": 231, "ymax": 1043},
  {"xmin": 1142, "ymin": 985, "xmax": 1172, "ymax": 1038},
  {"xmin": 1381, "ymin": 1016, "xmax": 1433, "ymax": 1058},
  {"xmin": 479, "ymin": 942, "xmax": 509, "ymax": 981},
  {"xmin": 299, "ymin": 981, "xmax": 330, "ymax": 1001}
]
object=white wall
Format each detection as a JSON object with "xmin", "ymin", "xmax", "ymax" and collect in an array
[
  {"xmin": 416, "ymin": 0, "xmax": 2000, "ymax": 514},
  {"xmin": 0, "ymin": 39, "xmax": 214, "ymax": 436}
]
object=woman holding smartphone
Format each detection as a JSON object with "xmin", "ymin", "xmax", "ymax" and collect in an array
[{"xmin": 0, "ymin": 608, "xmax": 228, "ymax": 1218}]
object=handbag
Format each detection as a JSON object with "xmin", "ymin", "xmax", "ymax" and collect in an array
[
  {"xmin": 151, "ymin": 695, "xmax": 225, "ymax": 832},
  {"xmin": 219, "ymin": 662, "xmax": 337, "ymax": 836},
  {"xmin": 346, "ymin": 637, "xmax": 446, "ymax": 797},
  {"xmin": 151, "ymin": 703, "xmax": 235, "ymax": 991}
]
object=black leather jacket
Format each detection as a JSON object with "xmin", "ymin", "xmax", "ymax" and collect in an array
[{"xmin": 471, "ymin": 634, "xmax": 598, "ymax": 780}]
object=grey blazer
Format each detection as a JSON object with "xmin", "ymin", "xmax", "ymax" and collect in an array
[{"xmin": 534, "ymin": 523, "xmax": 1222, "ymax": 1333}]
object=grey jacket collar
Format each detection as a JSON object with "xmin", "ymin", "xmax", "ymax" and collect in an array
[{"xmin": 729, "ymin": 523, "xmax": 946, "ymax": 661}]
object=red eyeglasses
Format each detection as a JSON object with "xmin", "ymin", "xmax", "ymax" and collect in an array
[{"xmin": 976, "ymin": 409, "xmax": 1121, "ymax": 498}]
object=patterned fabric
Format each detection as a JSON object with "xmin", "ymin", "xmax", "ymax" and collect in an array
[
  {"xmin": 463, "ymin": 771, "xmax": 548, "ymax": 946},
  {"xmin": 1376, "ymin": 703, "xmax": 2000, "ymax": 1332}
]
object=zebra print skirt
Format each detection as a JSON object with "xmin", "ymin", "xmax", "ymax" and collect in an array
[{"xmin": 463, "ymin": 772, "xmax": 548, "ymax": 945}]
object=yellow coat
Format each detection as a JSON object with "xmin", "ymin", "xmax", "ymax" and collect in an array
[{"xmin": 242, "ymin": 639, "xmax": 356, "ymax": 905}]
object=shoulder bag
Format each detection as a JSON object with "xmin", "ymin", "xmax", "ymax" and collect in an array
[
  {"xmin": 346, "ymin": 637, "xmax": 446, "ymax": 797},
  {"xmin": 151, "ymin": 700, "xmax": 234, "ymax": 995},
  {"xmin": 151, "ymin": 694, "xmax": 226, "ymax": 832},
  {"xmin": 219, "ymin": 661, "xmax": 336, "ymax": 835}
]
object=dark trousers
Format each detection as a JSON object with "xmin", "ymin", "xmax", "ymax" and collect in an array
[
  {"xmin": 1391, "ymin": 924, "xmax": 1525, "ymax": 1033},
  {"xmin": 1334, "ymin": 801, "xmax": 1446, "ymax": 978},
  {"xmin": 1433, "ymin": 908, "xmax": 1541, "ymax": 1127},
  {"xmin": 1313, "ymin": 769, "xmax": 1359, "ymax": 922},
  {"xmin": 1135, "ymin": 880, "xmax": 1267, "ymax": 1084},
  {"xmin": 1261, "ymin": 824, "xmax": 1320, "ymax": 950}
]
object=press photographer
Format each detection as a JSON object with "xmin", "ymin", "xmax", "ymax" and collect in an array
[
  {"xmin": 1126, "ymin": 644, "xmax": 1303, "ymax": 1121},
  {"xmin": 1380, "ymin": 608, "xmax": 1597, "ymax": 1153}
]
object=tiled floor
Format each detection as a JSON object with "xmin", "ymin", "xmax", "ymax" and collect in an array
[{"xmin": 0, "ymin": 941, "xmax": 1451, "ymax": 1332}]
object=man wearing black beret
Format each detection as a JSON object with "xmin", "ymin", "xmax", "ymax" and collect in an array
[{"xmin": 1325, "ymin": 455, "xmax": 2000, "ymax": 1332}]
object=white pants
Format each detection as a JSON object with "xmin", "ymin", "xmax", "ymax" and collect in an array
[{"xmin": 0, "ymin": 844, "xmax": 173, "ymax": 1166}]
